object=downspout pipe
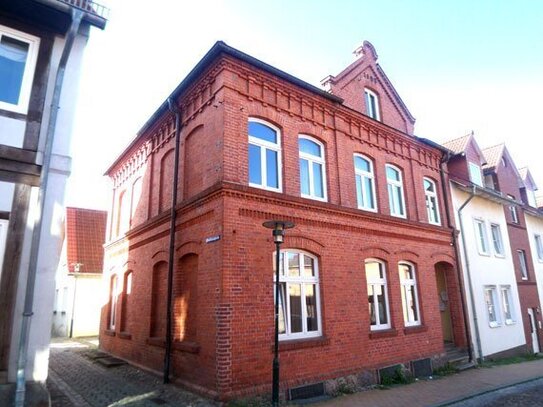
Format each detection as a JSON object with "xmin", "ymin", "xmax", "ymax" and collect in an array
[
  {"xmin": 164, "ymin": 98, "xmax": 182, "ymax": 384},
  {"xmin": 457, "ymin": 185, "xmax": 485, "ymax": 363},
  {"xmin": 15, "ymin": 9, "xmax": 83, "ymax": 407},
  {"xmin": 439, "ymin": 153, "xmax": 474, "ymax": 363}
]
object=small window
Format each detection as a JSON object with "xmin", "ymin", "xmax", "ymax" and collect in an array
[
  {"xmin": 527, "ymin": 189, "xmax": 537, "ymax": 208},
  {"xmin": 0, "ymin": 25, "xmax": 40, "ymax": 113},
  {"xmin": 474, "ymin": 219, "xmax": 489, "ymax": 255},
  {"xmin": 399, "ymin": 262, "xmax": 421, "ymax": 327},
  {"xmin": 500, "ymin": 286, "xmax": 515, "ymax": 325},
  {"xmin": 299, "ymin": 136, "xmax": 327, "ymax": 201},
  {"xmin": 109, "ymin": 275, "xmax": 118, "ymax": 330},
  {"xmin": 507, "ymin": 195, "xmax": 519, "ymax": 224},
  {"xmin": 424, "ymin": 178, "xmax": 440, "ymax": 225},
  {"xmin": 535, "ymin": 235, "xmax": 543, "ymax": 262},
  {"xmin": 366, "ymin": 259, "xmax": 390, "ymax": 330},
  {"xmin": 364, "ymin": 88, "xmax": 380, "ymax": 120},
  {"xmin": 517, "ymin": 250, "xmax": 528, "ymax": 280},
  {"xmin": 248, "ymin": 119, "xmax": 282, "ymax": 192},
  {"xmin": 386, "ymin": 165, "xmax": 406, "ymax": 218},
  {"xmin": 490, "ymin": 223, "xmax": 504, "ymax": 256},
  {"xmin": 484, "ymin": 286, "xmax": 500, "ymax": 327},
  {"xmin": 354, "ymin": 154, "xmax": 377, "ymax": 211},
  {"xmin": 468, "ymin": 162, "xmax": 483, "ymax": 187}
]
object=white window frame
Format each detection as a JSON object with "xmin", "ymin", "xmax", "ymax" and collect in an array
[
  {"xmin": 299, "ymin": 135, "xmax": 327, "ymax": 202},
  {"xmin": 500, "ymin": 285, "xmax": 515, "ymax": 325},
  {"xmin": 507, "ymin": 195, "xmax": 519, "ymax": 224},
  {"xmin": 386, "ymin": 164, "xmax": 406, "ymax": 218},
  {"xmin": 517, "ymin": 249, "xmax": 529, "ymax": 280},
  {"xmin": 275, "ymin": 249, "xmax": 322, "ymax": 340},
  {"xmin": 354, "ymin": 154, "xmax": 377, "ymax": 212},
  {"xmin": 248, "ymin": 118, "xmax": 282, "ymax": 192},
  {"xmin": 468, "ymin": 162, "xmax": 483, "ymax": 187},
  {"xmin": 423, "ymin": 178, "xmax": 441, "ymax": 225},
  {"xmin": 399, "ymin": 262, "xmax": 421, "ymax": 327},
  {"xmin": 527, "ymin": 189, "xmax": 537, "ymax": 208},
  {"xmin": 484, "ymin": 286, "xmax": 501, "ymax": 328},
  {"xmin": 0, "ymin": 25, "xmax": 40, "ymax": 114},
  {"xmin": 490, "ymin": 223, "xmax": 505, "ymax": 257},
  {"xmin": 364, "ymin": 88, "xmax": 380, "ymax": 121},
  {"xmin": 474, "ymin": 218, "xmax": 490, "ymax": 255},
  {"xmin": 366, "ymin": 259, "xmax": 391, "ymax": 331},
  {"xmin": 109, "ymin": 275, "xmax": 118, "ymax": 330},
  {"xmin": 535, "ymin": 234, "xmax": 543, "ymax": 262}
]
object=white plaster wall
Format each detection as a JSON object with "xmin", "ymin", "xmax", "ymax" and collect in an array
[
  {"xmin": 72, "ymin": 275, "xmax": 102, "ymax": 337},
  {"xmin": 0, "ymin": 116, "xmax": 26, "ymax": 148},
  {"xmin": 452, "ymin": 187, "xmax": 526, "ymax": 358},
  {"xmin": 525, "ymin": 213, "xmax": 543, "ymax": 322}
]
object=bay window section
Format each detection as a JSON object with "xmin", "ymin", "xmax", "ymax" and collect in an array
[
  {"xmin": 248, "ymin": 119, "xmax": 281, "ymax": 192},
  {"xmin": 398, "ymin": 262, "xmax": 421, "ymax": 326},
  {"xmin": 299, "ymin": 136, "xmax": 326, "ymax": 201},
  {"xmin": 366, "ymin": 259, "xmax": 390, "ymax": 330},
  {"xmin": 423, "ymin": 178, "xmax": 440, "ymax": 225},
  {"xmin": 354, "ymin": 154, "xmax": 376, "ymax": 211},
  {"xmin": 386, "ymin": 165, "xmax": 406, "ymax": 218}
]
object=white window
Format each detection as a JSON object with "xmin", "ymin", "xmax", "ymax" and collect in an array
[
  {"xmin": 507, "ymin": 195, "xmax": 519, "ymax": 224},
  {"xmin": 276, "ymin": 250, "xmax": 321, "ymax": 340},
  {"xmin": 474, "ymin": 219, "xmax": 489, "ymax": 255},
  {"xmin": 484, "ymin": 286, "xmax": 500, "ymax": 327},
  {"xmin": 490, "ymin": 223, "xmax": 504, "ymax": 256},
  {"xmin": 299, "ymin": 136, "xmax": 327, "ymax": 201},
  {"xmin": 535, "ymin": 235, "xmax": 543, "ymax": 262},
  {"xmin": 354, "ymin": 154, "xmax": 376, "ymax": 211},
  {"xmin": 366, "ymin": 259, "xmax": 390, "ymax": 330},
  {"xmin": 364, "ymin": 88, "xmax": 380, "ymax": 120},
  {"xmin": 423, "ymin": 178, "xmax": 440, "ymax": 225},
  {"xmin": 109, "ymin": 275, "xmax": 118, "ymax": 330},
  {"xmin": 386, "ymin": 165, "xmax": 406, "ymax": 218},
  {"xmin": 468, "ymin": 162, "xmax": 483, "ymax": 187},
  {"xmin": 0, "ymin": 25, "xmax": 40, "ymax": 114},
  {"xmin": 527, "ymin": 189, "xmax": 537, "ymax": 208},
  {"xmin": 517, "ymin": 250, "xmax": 529, "ymax": 280},
  {"xmin": 116, "ymin": 190, "xmax": 130, "ymax": 236},
  {"xmin": 248, "ymin": 119, "xmax": 282, "ymax": 192},
  {"xmin": 399, "ymin": 262, "xmax": 421, "ymax": 326},
  {"xmin": 500, "ymin": 286, "xmax": 515, "ymax": 325}
]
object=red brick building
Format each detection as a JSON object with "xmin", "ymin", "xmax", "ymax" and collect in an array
[{"xmin": 100, "ymin": 41, "xmax": 467, "ymax": 400}]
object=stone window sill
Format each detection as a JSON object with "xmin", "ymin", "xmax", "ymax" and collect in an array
[
  {"xmin": 403, "ymin": 325, "xmax": 428, "ymax": 335},
  {"xmin": 103, "ymin": 329, "xmax": 116, "ymax": 337}
]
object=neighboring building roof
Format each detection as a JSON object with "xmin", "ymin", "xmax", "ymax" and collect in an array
[
  {"xmin": 65, "ymin": 207, "xmax": 107, "ymax": 273},
  {"xmin": 442, "ymin": 134, "xmax": 471, "ymax": 155},
  {"xmin": 537, "ymin": 195, "xmax": 543, "ymax": 209},
  {"xmin": 519, "ymin": 167, "xmax": 538, "ymax": 191},
  {"xmin": 481, "ymin": 143, "xmax": 505, "ymax": 171}
]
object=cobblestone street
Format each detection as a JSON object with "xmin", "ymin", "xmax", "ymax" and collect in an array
[{"xmin": 48, "ymin": 338, "xmax": 218, "ymax": 407}]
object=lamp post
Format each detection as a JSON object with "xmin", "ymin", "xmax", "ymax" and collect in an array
[{"xmin": 263, "ymin": 220, "xmax": 295, "ymax": 406}]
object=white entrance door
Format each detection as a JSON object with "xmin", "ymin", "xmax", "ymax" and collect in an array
[{"xmin": 528, "ymin": 308, "xmax": 540, "ymax": 353}]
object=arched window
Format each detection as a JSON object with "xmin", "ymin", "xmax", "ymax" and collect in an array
[
  {"xmin": 130, "ymin": 177, "xmax": 143, "ymax": 223},
  {"xmin": 423, "ymin": 178, "xmax": 440, "ymax": 225},
  {"xmin": 386, "ymin": 164, "xmax": 406, "ymax": 218},
  {"xmin": 364, "ymin": 88, "xmax": 380, "ymax": 121},
  {"xmin": 116, "ymin": 190, "xmax": 130, "ymax": 236},
  {"xmin": 248, "ymin": 119, "xmax": 281, "ymax": 191},
  {"xmin": 354, "ymin": 154, "xmax": 377, "ymax": 211},
  {"xmin": 299, "ymin": 136, "xmax": 327, "ymax": 201},
  {"xmin": 109, "ymin": 275, "xmax": 118, "ymax": 330},
  {"xmin": 120, "ymin": 271, "xmax": 132, "ymax": 332},
  {"xmin": 365, "ymin": 259, "xmax": 390, "ymax": 330},
  {"xmin": 276, "ymin": 250, "xmax": 321, "ymax": 340},
  {"xmin": 150, "ymin": 262, "xmax": 168, "ymax": 338},
  {"xmin": 398, "ymin": 262, "xmax": 421, "ymax": 326}
]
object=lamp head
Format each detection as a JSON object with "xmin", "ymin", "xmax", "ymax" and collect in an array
[{"xmin": 262, "ymin": 220, "xmax": 295, "ymax": 244}]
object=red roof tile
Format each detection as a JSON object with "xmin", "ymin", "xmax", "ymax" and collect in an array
[
  {"xmin": 442, "ymin": 134, "xmax": 471, "ymax": 155},
  {"xmin": 481, "ymin": 143, "xmax": 505, "ymax": 171}
]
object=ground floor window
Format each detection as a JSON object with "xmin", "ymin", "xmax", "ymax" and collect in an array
[{"xmin": 366, "ymin": 259, "xmax": 390, "ymax": 330}]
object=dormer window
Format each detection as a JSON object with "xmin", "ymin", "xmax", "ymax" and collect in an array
[
  {"xmin": 468, "ymin": 162, "xmax": 483, "ymax": 187},
  {"xmin": 364, "ymin": 88, "xmax": 380, "ymax": 121}
]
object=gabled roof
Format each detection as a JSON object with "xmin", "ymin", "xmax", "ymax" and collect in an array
[
  {"xmin": 442, "ymin": 134, "xmax": 471, "ymax": 155},
  {"xmin": 481, "ymin": 143, "xmax": 505, "ymax": 171},
  {"xmin": 65, "ymin": 207, "xmax": 107, "ymax": 273},
  {"xmin": 519, "ymin": 167, "xmax": 538, "ymax": 191}
]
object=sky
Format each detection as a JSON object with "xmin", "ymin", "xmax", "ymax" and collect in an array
[{"xmin": 65, "ymin": 0, "xmax": 543, "ymax": 210}]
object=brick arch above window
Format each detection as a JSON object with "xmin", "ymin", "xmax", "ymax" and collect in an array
[
  {"xmin": 430, "ymin": 252, "xmax": 456, "ymax": 265},
  {"xmin": 284, "ymin": 234, "xmax": 325, "ymax": 256},
  {"xmin": 175, "ymin": 240, "xmax": 202, "ymax": 258},
  {"xmin": 360, "ymin": 246, "xmax": 391, "ymax": 259},
  {"xmin": 183, "ymin": 123, "xmax": 204, "ymax": 143},
  {"xmin": 245, "ymin": 105, "xmax": 287, "ymax": 128},
  {"xmin": 394, "ymin": 250, "xmax": 420, "ymax": 259},
  {"xmin": 151, "ymin": 250, "xmax": 169, "ymax": 264}
]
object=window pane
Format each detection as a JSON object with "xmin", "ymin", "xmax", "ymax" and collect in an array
[
  {"xmin": 376, "ymin": 285, "xmax": 388, "ymax": 325},
  {"xmin": 368, "ymin": 284, "xmax": 376, "ymax": 325},
  {"xmin": 288, "ymin": 252, "xmax": 300, "ymax": 277},
  {"xmin": 386, "ymin": 166, "xmax": 400, "ymax": 181},
  {"xmin": 364, "ymin": 177, "xmax": 375, "ymax": 208},
  {"xmin": 356, "ymin": 174, "xmax": 363, "ymax": 207},
  {"xmin": 0, "ymin": 35, "xmax": 29, "ymax": 105},
  {"xmin": 403, "ymin": 285, "xmax": 418, "ymax": 322},
  {"xmin": 266, "ymin": 149, "xmax": 278, "ymax": 188},
  {"xmin": 424, "ymin": 179, "xmax": 433, "ymax": 192},
  {"xmin": 300, "ymin": 159, "xmax": 310, "ymax": 195},
  {"xmin": 399, "ymin": 264, "xmax": 413, "ymax": 280},
  {"xmin": 299, "ymin": 138, "xmax": 321, "ymax": 157},
  {"xmin": 501, "ymin": 289, "xmax": 511, "ymax": 321},
  {"xmin": 248, "ymin": 121, "xmax": 276, "ymax": 143},
  {"xmin": 289, "ymin": 284, "xmax": 302, "ymax": 333},
  {"xmin": 248, "ymin": 144, "xmax": 261, "ymax": 185},
  {"xmin": 355, "ymin": 156, "xmax": 370, "ymax": 172},
  {"xmin": 365, "ymin": 261, "xmax": 382, "ymax": 280},
  {"xmin": 313, "ymin": 162, "xmax": 324, "ymax": 198},
  {"xmin": 278, "ymin": 283, "xmax": 286, "ymax": 334},
  {"xmin": 303, "ymin": 255, "xmax": 314, "ymax": 277},
  {"xmin": 305, "ymin": 284, "xmax": 318, "ymax": 331}
]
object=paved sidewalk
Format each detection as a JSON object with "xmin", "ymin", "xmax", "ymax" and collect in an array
[{"xmin": 315, "ymin": 359, "xmax": 543, "ymax": 406}]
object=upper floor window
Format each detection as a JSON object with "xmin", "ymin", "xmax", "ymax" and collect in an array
[
  {"xmin": 299, "ymin": 136, "xmax": 326, "ymax": 201},
  {"xmin": 354, "ymin": 154, "xmax": 376, "ymax": 211},
  {"xmin": 474, "ymin": 218, "xmax": 489, "ymax": 255},
  {"xmin": 116, "ymin": 190, "xmax": 130, "ymax": 237},
  {"xmin": 386, "ymin": 165, "xmax": 406, "ymax": 218},
  {"xmin": 468, "ymin": 162, "xmax": 483, "ymax": 187},
  {"xmin": 398, "ymin": 262, "xmax": 421, "ymax": 327},
  {"xmin": 248, "ymin": 119, "xmax": 281, "ymax": 192},
  {"xmin": 507, "ymin": 195, "xmax": 519, "ymax": 224},
  {"xmin": 527, "ymin": 189, "xmax": 537, "ymax": 208},
  {"xmin": 276, "ymin": 250, "xmax": 321, "ymax": 340},
  {"xmin": 423, "ymin": 178, "xmax": 440, "ymax": 225},
  {"xmin": 517, "ymin": 249, "xmax": 528, "ymax": 280},
  {"xmin": 366, "ymin": 259, "xmax": 390, "ymax": 330},
  {"xmin": 0, "ymin": 25, "xmax": 40, "ymax": 114},
  {"xmin": 364, "ymin": 88, "xmax": 380, "ymax": 121},
  {"xmin": 535, "ymin": 234, "xmax": 543, "ymax": 262},
  {"xmin": 490, "ymin": 223, "xmax": 505, "ymax": 256}
]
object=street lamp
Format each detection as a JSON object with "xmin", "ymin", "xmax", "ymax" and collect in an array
[{"xmin": 263, "ymin": 220, "xmax": 295, "ymax": 406}]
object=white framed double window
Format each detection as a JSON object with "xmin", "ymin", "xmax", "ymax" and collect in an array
[
  {"xmin": 468, "ymin": 162, "xmax": 483, "ymax": 187},
  {"xmin": 0, "ymin": 25, "xmax": 40, "ymax": 114},
  {"xmin": 248, "ymin": 119, "xmax": 282, "ymax": 192},
  {"xmin": 500, "ymin": 286, "xmax": 515, "ymax": 325},
  {"xmin": 366, "ymin": 259, "xmax": 390, "ymax": 330},
  {"xmin": 386, "ymin": 165, "xmax": 406, "ymax": 218},
  {"xmin": 534, "ymin": 234, "xmax": 543, "ymax": 262},
  {"xmin": 484, "ymin": 286, "xmax": 500, "ymax": 327},
  {"xmin": 354, "ymin": 154, "xmax": 376, "ymax": 211},
  {"xmin": 507, "ymin": 195, "xmax": 519, "ymax": 224},
  {"xmin": 399, "ymin": 262, "xmax": 421, "ymax": 326},
  {"xmin": 423, "ymin": 178, "xmax": 440, "ymax": 225},
  {"xmin": 490, "ymin": 223, "xmax": 505, "ymax": 257},
  {"xmin": 299, "ymin": 136, "xmax": 327, "ymax": 201},
  {"xmin": 276, "ymin": 250, "xmax": 321, "ymax": 340},
  {"xmin": 364, "ymin": 88, "xmax": 380, "ymax": 121},
  {"xmin": 474, "ymin": 219, "xmax": 490, "ymax": 255},
  {"xmin": 517, "ymin": 249, "xmax": 529, "ymax": 280}
]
